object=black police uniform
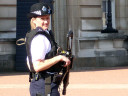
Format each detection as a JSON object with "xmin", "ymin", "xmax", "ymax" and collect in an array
[
  {"xmin": 26, "ymin": 27, "xmax": 61, "ymax": 96},
  {"xmin": 26, "ymin": 3, "xmax": 62, "ymax": 96}
]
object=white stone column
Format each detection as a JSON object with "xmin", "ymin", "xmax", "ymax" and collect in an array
[{"xmin": 53, "ymin": 0, "xmax": 68, "ymax": 49}]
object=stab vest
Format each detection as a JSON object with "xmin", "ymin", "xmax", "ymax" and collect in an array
[{"xmin": 26, "ymin": 27, "xmax": 62, "ymax": 73}]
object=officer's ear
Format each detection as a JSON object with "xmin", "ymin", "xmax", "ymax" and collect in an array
[
  {"xmin": 30, "ymin": 18, "xmax": 37, "ymax": 30},
  {"xmin": 31, "ymin": 17, "xmax": 38, "ymax": 25}
]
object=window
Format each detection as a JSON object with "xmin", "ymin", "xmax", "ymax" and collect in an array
[{"xmin": 102, "ymin": 0, "xmax": 116, "ymax": 29}]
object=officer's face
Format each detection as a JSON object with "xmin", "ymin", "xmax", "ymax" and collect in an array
[{"xmin": 32, "ymin": 15, "xmax": 50, "ymax": 30}]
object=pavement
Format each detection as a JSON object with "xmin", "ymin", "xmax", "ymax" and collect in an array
[{"xmin": 0, "ymin": 67, "xmax": 128, "ymax": 96}]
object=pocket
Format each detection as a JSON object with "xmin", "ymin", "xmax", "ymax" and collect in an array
[{"xmin": 30, "ymin": 78, "xmax": 45, "ymax": 90}]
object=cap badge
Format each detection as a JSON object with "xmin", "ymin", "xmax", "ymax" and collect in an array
[{"xmin": 42, "ymin": 6, "xmax": 47, "ymax": 12}]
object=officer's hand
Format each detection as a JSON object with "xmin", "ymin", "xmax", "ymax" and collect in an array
[{"xmin": 59, "ymin": 55, "xmax": 71, "ymax": 67}]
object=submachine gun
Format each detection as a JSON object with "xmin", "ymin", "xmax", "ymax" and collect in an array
[{"xmin": 58, "ymin": 30, "xmax": 74, "ymax": 95}]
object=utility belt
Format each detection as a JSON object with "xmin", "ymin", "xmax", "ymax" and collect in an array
[{"xmin": 30, "ymin": 72, "xmax": 62, "ymax": 85}]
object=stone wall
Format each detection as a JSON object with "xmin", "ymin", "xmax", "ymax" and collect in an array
[
  {"xmin": 0, "ymin": 0, "xmax": 16, "ymax": 72},
  {"xmin": 54, "ymin": 0, "xmax": 128, "ymax": 70},
  {"xmin": 116, "ymin": 0, "xmax": 128, "ymax": 34}
]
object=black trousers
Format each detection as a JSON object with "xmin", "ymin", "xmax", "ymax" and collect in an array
[{"xmin": 30, "ymin": 78, "xmax": 60, "ymax": 96}]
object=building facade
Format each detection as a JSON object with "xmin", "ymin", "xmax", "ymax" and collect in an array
[
  {"xmin": 53, "ymin": 0, "xmax": 128, "ymax": 70},
  {"xmin": 0, "ymin": 0, "xmax": 128, "ymax": 71},
  {"xmin": 0, "ymin": 0, "xmax": 16, "ymax": 71}
]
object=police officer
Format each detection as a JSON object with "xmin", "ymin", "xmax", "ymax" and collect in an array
[{"xmin": 26, "ymin": 2, "xmax": 70, "ymax": 96}]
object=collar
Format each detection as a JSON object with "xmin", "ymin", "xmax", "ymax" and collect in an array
[{"xmin": 36, "ymin": 27, "xmax": 49, "ymax": 34}]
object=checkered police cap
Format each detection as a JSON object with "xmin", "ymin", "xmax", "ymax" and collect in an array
[{"xmin": 27, "ymin": 3, "xmax": 52, "ymax": 18}]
